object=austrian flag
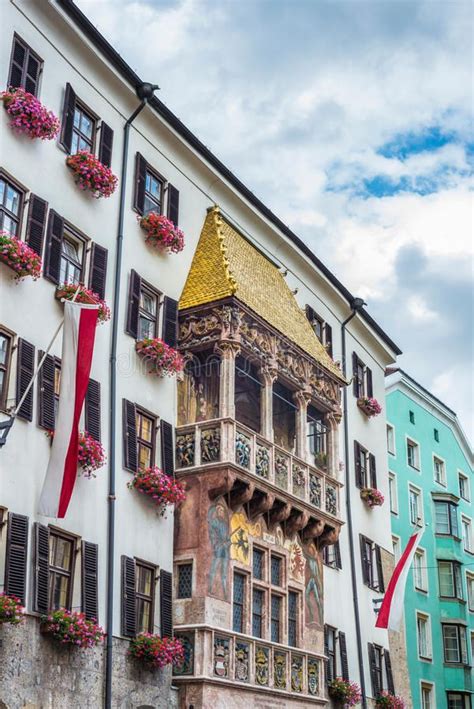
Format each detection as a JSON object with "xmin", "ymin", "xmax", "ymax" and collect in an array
[{"xmin": 39, "ymin": 301, "xmax": 98, "ymax": 518}]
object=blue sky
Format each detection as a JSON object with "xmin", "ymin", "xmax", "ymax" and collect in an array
[{"xmin": 78, "ymin": 0, "xmax": 473, "ymax": 438}]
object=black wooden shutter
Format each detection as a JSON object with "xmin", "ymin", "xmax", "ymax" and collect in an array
[
  {"xmin": 126, "ymin": 270, "xmax": 141, "ymax": 339},
  {"xmin": 123, "ymin": 399, "xmax": 138, "ymax": 472},
  {"xmin": 360, "ymin": 535, "xmax": 370, "ymax": 585},
  {"xmin": 305, "ymin": 305, "xmax": 316, "ymax": 323},
  {"xmin": 4, "ymin": 513, "xmax": 29, "ymax": 605},
  {"xmin": 324, "ymin": 626, "xmax": 332, "ymax": 683},
  {"xmin": 44, "ymin": 210, "xmax": 64, "ymax": 284},
  {"xmin": 134, "ymin": 153, "xmax": 147, "ymax": 214},
  {"xmin": 38, "ymin": 352, "xmax": 56, "ymax": 430},
  {"xmin": 85, "ymin": 379, "xmax": 101, "ymax": 442},
  {"xmin": 160, "ymin": 569, "xmax": 173, "ymax": 638},
  {"xmin": 8, "ymin": 37, "xmax": 27, "ymax": 89},
  {"xmin": 375, "ymin": 545, "xmax": 384, "ymax": 592},
  {"xmin": 88, "ymin": 243, "xmax": 108, "ymax": 299},
  {"xmin": 339, "ymin": 631, "xmax": 349, "ymax": 681},
  {"xmin": 354, "ymin": 441, "xmax": 363, "ymax": 488},
  {"xmin": 16, "ymin": 338, "xmax": 35, "ymax": 421},
  {"xmin": 366, "ymin": 367, "xmax": 373, "ymax": 397},
  {"xmin": 33, "ymin": 523, "xmax": 50, "ymax": 614},
  {"xmin": 352, "ymin": 352, "xmax": 359, "ymax": 396},
  {"xmin": 167, "ymin": 184, "xmax": 180, "ymax": 226},
  {"xmin": 334, "ymin": 540, "xmax": 342, "ymax": 569},
  {"xmin": 98, "ymin": 122, "xmax": 114, "ymax": 167},
  {"xmin": 162, "ymin": 296, "xmax": 178, "ymax": 348},
  {"xmin": 121, "ymin": 555, "xmax": 137, "ymax": 637},
  {"xmin": 369, "ymin": 453, "xmax": 377, "ymax": 488},
  {"xmin": 160, "ymin": 420, "xmax": 174, "ymax": 476},
  {"xmin": 324, "ymin": 323, "xmax": 333, "ymax": 358},
  {"xmin": 82, "ymin": 541, "xmax": 99, "ymax": 621},
  {"xmin": 25, "ymin": 195, "xmax": 48, "ymax": 256},
  {"xmin": 385, "ymin": 650, "xmax": 394, "ymax": 694},
  {"xmin": 60, "ymin": 83, "xmax": 76, "ymax": 153},
  {"xmin": 368, "ymin": 643, "xmax": 379, "ymax": 697}
]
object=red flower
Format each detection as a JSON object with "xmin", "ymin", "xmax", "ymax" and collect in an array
[
  {"xmin": 129, "ymin": 634, "xmax": 184, "ymax": 668},
  {"xmin": 128, "ymin": 466, "xmax": 186, "ymax": 516},
  {"xmin": 56, "ymin": 283, "xmax": 111, "ymax": 323},
  {"xmin": 135, "ymin": 338, "xmax": 184, "ymax": 377},
  {"xmin": 0, "ymin": 231, "xmax": 42, "ymax": 280},
  {"xmin": 139, "ymin": 213, "xmax": 185, "ymax": 253},
  {"xmin": 41, "ymin": 608, "xmax": 105, "ymax": 648},
  {"xmin": 1, "ymin": 87, "xmax": 60, "ymax": 140},
  {"xmin": 0, "ymin": 593, "xmax": 25, "ymax": 625},
  {"xmin": 66, "ymin": 151, "xmax": 118, "ymax": 198}
]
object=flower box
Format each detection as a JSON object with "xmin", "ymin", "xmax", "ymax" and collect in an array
[
  {"xmin": 46, "ymin": 430, "xmax": 105, "ymax": 479},
  {"xmin": 139, "ymin": 213, "xmax": 184, "ymax": 253},
  {"xmin": 128, "ymin": 466, "xmax": 186, "ymax": 516},
  {"xmin": 0, "ymin": 232, "xmax": 42, "ymax": 280},
  {"xmin": 375, "ymin": 692, "xmax": 405, "ymax": 709},
  {"xmin": 360, "ymin": 487, "xmax": 385, "ymax": 508},
  {"xmin": 66, "ymin": 150, "xmax": 118, "ymax": 198},
  {"xmin": 41, "ymin": 608, "xmax": 104, "ymax": 648},
  {"xmin": 135, "ymin": 338, "xmax": 184, "ymax": 377},
  {"xmin": 357, "ymin": 396, "xmax": 382, "ymax": 418},
  {"xmin": 328, "ymin": 677, "xmax": 362, "ymax": 707},
  {"xmin": 314, "ymin": 451, "xmax": 328, "ymax": 471},
  {"xmin": 0, "ymin": 593, "xmax": 24, "ymax": 625},
  {"xmin": 129, "ymin": 634, "xmax": 184, "ymax": 669},
  {"xmin": 55, "ymin": 283, "xmax": 111, "ymax": 323},
  {"xmin": 1, "ymin": 87, "xmax": 60, "ymax": 140}
]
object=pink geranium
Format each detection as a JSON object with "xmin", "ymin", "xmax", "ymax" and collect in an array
[
  {"xmin": 0, "ymin": 231, "xmax": 42, "ymax": 280},
  {"xmin": 129, "ymin": 634, "xmax": 184, "ymax": 669},
  {"xmin": 1, "ymin": 87, "xmax": 60, "ymax": 140},
  {"xmin": 328, "ymin": 677, "xmax": 362, "ymax": 707},
  {"xmin": 376, "ymin": 692, "xmax": 406, "ymax": 709},
  {"xmin": 139, "ymin": 212, "xmax": 185, "ymax": 253},
  {"xmin": 46, "ymin": 429, "xmax": 105, "ymax": 479},
  {"xmin": 56, "ymin": 283, "xmax": 111, "ymax": 323},
  {"xmin": 66, "ymin": 150, "xmax": 118, "ymax": 198},
  {"xmin": 0, "ymin": 593, "xmax": 25, "ymax": 625},
  {"xmin": 357, "ymin": 396, "xmax": 382, "ymax": 417},
  {"xmin": 361, "ymin": 487, "xmax": 385, "ymax": 508},
  {"xmin": 41, "ymin": 608, "xmax": 104, "ymax": 648},
  {"xmin": 135, "ymin": 337, "xmax": 184, "ymax": 377},
  {"xmin": 128, "ymin": 466, "xmax": 186, "ymax": 515}
]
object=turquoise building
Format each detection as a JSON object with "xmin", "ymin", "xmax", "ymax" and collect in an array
[{"xmin": 385, "ymin": 369, "xmax": 473, "ymax": 709}]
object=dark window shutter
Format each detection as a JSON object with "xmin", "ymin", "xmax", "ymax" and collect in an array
[
  {"xmin": 16, "ymin": 338, "xmax": 35, "ymax": 421},
  {"xmin": 162, "ymin": 296, "xmax": 178, "ymax": 348},
  {"xmin": 339, "ymin": 631, "xmax": 349, "ymax": 681},
  {"xmin": 167, "ymin": 184, "xmax": 180, "ymax": 226},
  {"xmin": 85, "ymin": 378, "xmax": 101, "ymax": 442},
  {"xmin": 98, "ymin": 122, "xmax": 114, "ymax": 168},
  {"xmin": 8, "ymin": 37, "xmax": 26, "ymax": 89},
  {"xmin": 44, "ymin": 210, "xmax": 64, "ymax": 284},
  {"xmin": 25, "ymin": 194, "xmax": 48, "ymax": 256},
  {"xmin": 375, "ymin": 545, "xmax": 384, "ymax": 592},
  {"xmin": 324, "ymin": 323, "xmax": 333, "ymax": 358},
  {"xmin": 324, "ymin": 626, "xmax": 332, "ymax": 683},
  {"xmin": 354, "ymin": 441, "xmax": 363, "ymax": 488},
  {"xmin": 82, "ymin": 541, "xmax": 99, "ymax": 621},
  {"xmin": 352, "ymin": 352, "xmax": 359, "ymax": 396},
  {"xmin": 123, "ymin": 399, "xmax": 138, "ymax": 472},
  {"xmin": 38, "ymin": 352, "xmax": 56, "ymax": 430},
  {"xmin": 385, "ymin": 650, "xmax": 394, "ymax": 694},
  {"xmin": 4, "ymin": 513, "xmax": 29, "ymax": 605},
  {"xmin": 160, "ymin": 569, "xmax": 173, "ymax": 638},
  {"xmin": 88, "ymin": 243, "xmax": 108, "ymax": 300},
  {"xmin": 24, "ymin": 52, "xmax": 41, "ymax": 95},
  {"xmin": 360, "ymin": 535, "xmax": 370, "ymax": 585},
  {"xmin": 366, "ymin": 367, "xmax": 373, "ymax": 397},
  {"xmin": 134, "ymin": 153, "xmax": 147, "ymax": 215},
  {"xmin": 121, "ymin": 555, "xmax": 136, "ymax": 637},
  {"xmin": 305, "ymin": 305, "xmax": 316, "ymax": 323},
  {"xmin": 368, "ymin": 643, "xmax": 379, "ymax": 697},
  {"xmin": 334, "ymin": 540, "xmax": 342, "ymax": 569},
  {"xmin": 126, "ymin": 270, "xmax": 141, "ymax": 339},
  {"xmin": 369, "ymin": 453, "xmax": 377, "ymax": 488},
  {"xmin": 160, "ymin": 420, "xmax": 174, "ymax": 476},
  {"xmin": 33, "ymin": 523, "xmax": 50, "ymax": 614},
  {"xmin": 60, "ymin": 83, "xmax": 76, "ymax": 153}
]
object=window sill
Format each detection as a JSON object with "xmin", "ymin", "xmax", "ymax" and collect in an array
[
  {"xmin": 415, "ymin": 587, "xmax": 428, "ymax": 594},
  {"xmin": 419, "ymin": 655, "xmax": 433, "ymax": 663},
  {"xmin": 439, "ymin": 596, "xmax": 466, "ymax": 604}
]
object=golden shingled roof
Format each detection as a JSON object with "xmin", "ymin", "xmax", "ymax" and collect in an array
[{"xmin": 179, "ymin": 207, "xmax": 343, "ymax": 379}]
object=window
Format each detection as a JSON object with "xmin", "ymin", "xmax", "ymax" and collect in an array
[
  {"xmin": 462, "ymin": 517, "xmax": 473, "ymax": 553},
  {"xmin": 271, "ymin": 555, "xmax": 282, "ymax": 586},
  {"xmin": 360, "ymin": 536, "xmax": 384, "ymax": 591},
  {"xmin": 59, "ymin": 228, "xmax": 85, "ymax": 285},
  {"xmin": 253, "ymin": 547, "xmax": 264, "ymax": 581},
  {"xmin": 0, "ymin": 174, "xmax": 23, "ymax": 236},
  {"xmin": 352, "ymin": 353, "xmax": 373, "ymax": 398},
  {"xmin": 392, "ymin": 536, "xmax": 401, "ymax": 564},
  {"xmin": 288, "ymin": 591, "xmax": 298, "ymax": 647},
  {"xmin": 409, "ymin": 410, "xmax": 415, "ymax": 424},
  {"xmin": 388, "ymin": 472, "xmax": 398, "ymax": 514},
  {"xmin": 409, "ymin": 485, "xmax": 423, "ymax": 526},
  {"xmin": 447, "ymin": 693, "xmax": 471, "ymax": 709},
  {"xmin": 305, "ymin": 306, "xmax": 333, "ymax": 357},
  {"xmin": 407, "ymin": 439, "xmax": 420, "ymax": 469},
  {"xmin": 434, "ymin": 428, "xmax": 439, "ymax": 442},
  {"xmin": 7, "ymin": 35, "xmax": 43, "ymax": 95},
  {"xmin": 421, "ymin": 683, "xmax": 434, "ymax": 709},
  {"xmin": 53, "ymin": 359, "xmax": 61, "ymax": 419},
  {"xmin": 144, "ymin": 168, "xmax": 164, "ymax": 215},
  {"xmin": 443, "ymin": 624, "xmax": 468, "ymax": 664},
  {"xmin": 369, "ymin": 644, "xmax": 383, "ymax": 696},
  {"xmin": 270, "ymin": 594, "xmax": 282, "ymax": 642},
  {"xmin": 135, "ymin": 561, "xmax": 155, "ymax": 634},
  {"xmin": 459, "ymin": 472, "xmax": 470, "ymax": 501},
  {"xmin": 417, "ymin": 612, "xmax": 432, "ymax": 659},
  {"xmin": 177, "ymin": 563, "xmax": 193, "ymax": 599},
  {"xmin": 354, "ymin": 441, "xmax": 376, "ymax": 489},
  {"xmin": 413, "ymin": 549, "xmax": 427, "ymax": 591},
  {"xmin": 466, "ymin": 573, "xmax": 474, "ymax": 612},
  {"xmin": 48, "ymin": 530, "xmax": 75, "ymax": 611},
  {"xmin": 138, "ymin": 282, "xmax": 160, "ymax": 340},
  {"xmin": 252, "ymin": 587, "xmax": 264, "ymax": 638},
  {"xmin": 233, "ymin": 572, "xmax": 245, "ymax": 633},
  {"xmin": 434, "ymin": 500, "xmax": 459, "ymax": 537},
  {"xmin": 386, "ymin": 424, "xmax": 395, "ymax": 455},
  {"xmin": 323, "ymin": 541, "xmax": 342, "ymax": 569},
  {"xmin": 307, "ymin": 404, "xmax": 328, "ymax": 466},
  {"xmin": 439, "ymin": 561, "xmax": 464, "ymax": 600},
  {"xmin": 325, "ymin": 625, "xmax": 337, "ymax": 683},
  {"xmin": 71, "ymin": 101, "xmax": 96, "ymax": 154},
  {"xmin": 136, "ymin": 408, "xmax": 155, "ymax": 470},
  {"xmin": 134, "ymin": 153, "xmax": 180, "ymax": 225},
  {"xmin": 433, "ymin": 456, "xmax": 446, "ymax": 486},
  {"xmin": 0, "ymin": 328, "xmax": 13, "ymax": 411}
]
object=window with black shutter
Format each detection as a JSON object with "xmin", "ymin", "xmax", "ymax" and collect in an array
[
  {"xmin": 126, "ymin": 270, "xmax": 142, "ymax": 339},
  {"xmin": 0, "ymin": 173, "xmax": 24, "ymax": 237},
  {"xmin": 33, "ymin": 523, "xmax": 50, "ymax": 614},
  {"xmin": 98, "ymin": 123, "xmax": 114, "ymax": 168},
  {"xmin": 44, "ymin": 210, "xmax": 64, "ymax": 284},
  {"xmin": 366, "ymin": 367, "xmax": 373, "ymax": 397},
  {"xmin": 121, "ymin": 555, "xmax": 137, "ymax": 637},
  {"xmin": 375, "ymin": 545, "xmax": 385, "ymax": 592},
  {"xmin": 324, "ymin": 323, "xmax": 333, "ymax": 358},
  {"xmin": 81, "ymin": 541, "xmax": 99, "ymax": 621},
  {"xmin": 162, "ymin": 296, "xmax": 178, "ymax": 348},
  {"xmin": 305, "ymin": 307, "xmax": 334, "ymax": 358},
  {"xmin": 88, "ymin": 243, "xmax": 108, "ymax": 300},
  {"xmin": 368, "ymin": 643, "xmax": 383, "ymax": 697},
  {"xmin": 324, "ymin": 625, "xmax": 337, "ymax": 683},
  {"xmin": 167, "ymin": 184, "xmax": 180, "ymax": 226},
  {"xmin": 37, "ymin": 353, "xmax": 59, "ymax": 430},
  {"xmin": 353, "ymin": 353, "xmax": 374, "ymax": 399},
  {"xmin": 85, "ymin": 379, "xmax": 101, "ymax": 442},
  {"xmin": 25, "ymin": 195, "xmax": 48, "ymax": 256},
  {"xmin": 136, "ymin": 407, "xmax": 156, "ymax": 471},
  {"xmin": 123, "ymin": 399, "xmax": 138, "ymax": 472},
  {"xmin": 339, "ymin": 631, "xmax": 349, "ymax": 681},
  {"xmin": 134, "ymin": 153, "xmax": 148, "ymax": 215},
  {"xmin": 360, "ymin": 535, "xmax": 373, "ymax": 587},
  {"xmin": 323, "ymin": 541, "xmax": 342, "ymax": 569},
  {"xmin": 0, "ymin": 327, "xmax": 14, "ymax": 412},
  {"xmin": 4, "ymin": 513, "xmax": 29, "ymax": 605},
  {"xmin": 15, "ymin": 338, "xmax": 35, "ymax": 421},
  {"xmin": 133, "ymin": 153, "xmax": 180, "ymax": 225},
  {"xmin": 160, "ymin": 419, "xmax": 174, "ymax": 476},
  {"xmin": 354, "ymin": 441, "xmax": 363, "ymax": 487},
  {"xmin": 160, "ymin": 569, "xmax": 173, "ymax": 638},
  {"xmin": 384, "ymin": 650, "xmax": 394, "ymax": 694},
  {"xmin": 369, "ymin": 453, "xmax": 377, "ymax": 488},
  {"xmin": 7, "ymin": 35, "xmax": 43, "ymax": 96}
]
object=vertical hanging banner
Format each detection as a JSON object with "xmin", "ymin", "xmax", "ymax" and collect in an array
[{"xmin": 39, "ymin": 301, "xmax": 98, "ymax": 518}]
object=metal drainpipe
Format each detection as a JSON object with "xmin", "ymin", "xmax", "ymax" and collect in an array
[
  {"xmin": 105, "ymin": 84, "xmax": 158, "ymax": 708},
  {"xmin": 341, "ymin": 303, "xmax": 367, "ymax": 708}
]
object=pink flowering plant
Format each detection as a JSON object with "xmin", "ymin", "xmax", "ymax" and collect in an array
[
  {"xmin": 139, "ymin": 213, "xmax": 185, "ymax": 253},
  {"xmin": 66, "ymin": 150, "xmax": 118, "ymax": 198},
  {"xmin": 0, "ymin": 593, "xmax": 25, "ymax": 625},
  {"xmin": 56, "ymin": 283, "xmax": 111, "ymax": 323},
  {"xmin": 136, "ymin": 337, "xmax": 184, "ymax": 377},
  {"xmin": 46, "ymin": 430, "xmax": 105, "ymax": 479},
  {"xmin": 128, "ymin": 466, "xmax": 186, "ymax": 515},
  {"xmin": 129, "ymin": 634, "xmax": 184, "ymax": 669},
  {"xmin": 1, "ymin": 87, "xmax": 60, "ymax": 140},
  {"xmin": 357, "ymin": 396, "xmax": 382, "ymax": 417},
  {"xmin": 41, "ymin": 608, "xmax": 105, "ymax": 648},
  {"xmin": 375, "ymin": 692, "xmax": 406, "ymax": 709},
  {"xmin": 360, "ymin": 487, "xmax": 385, "ymax": 508},
  {"xmin": 328, "ymin": 677, "xmax": 362, "ymax": 707},
  {"xmin": 0, "ymin": 231, "xmax": 42, "ymax": 280}
]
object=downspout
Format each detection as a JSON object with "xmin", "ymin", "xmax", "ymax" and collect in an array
[
  {"xmin": 341, "ymin": 297, "xmax": 367, "ymax": 708},
  {"xmin": 105, "ymin": 82, "xmax": 158, "ymax": 709}
]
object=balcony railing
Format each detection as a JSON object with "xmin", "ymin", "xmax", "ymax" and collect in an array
[{"xmin": 175, "ymin": 418, "xmax": 340, "ymax": 518}]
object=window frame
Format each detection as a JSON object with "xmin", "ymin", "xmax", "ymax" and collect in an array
[
  {"xmin": 0, "ymin": 325, "xmax": 14, "ymax": 412},
  {"xmin": 438, "ymin": 560, "xmax": 464, "ymax": 600},
  {"xmin": 135, "ymin": 405, "xmax": 157, "ymax": 471},
  {"xmin": 323, "ymin": 541, "xmax": 342, "ymax": 569},
  {"xmin": 135, "ymin": 558, "xmax": 156, "ymax": 635},
  {"xmin": 232, "ymin": 570, "xmax": 246, "ymax": 634},
  {"xmin": 461, "ymin": 515, "xmax": 473, "ymax": 554},
  {"xmin": 70, "ymin": 97, "xmax": 98, "ymax": 155},
  {"xmin": 447, "ymin": 692, "xmax": 472, "ymax": 709},
  {"xmin": 59, "ymin": 222, "xmax": 88, "ymax": 287},
  {"xmin": 434, "ymin": 500, "xmax": 459, "ymax": 537},
  {"xmin": 442, "ymin": 623, "xmax": 468, "ymax": 665},
  {"xmin": 288, "ymin": 589, "xmax": 299, "ymax": 647},
  {"xmin": 137, "ymin": 278, "xmax": 161, "ymax": 341},
  {"xmin": 270, "ymin": 592, "xmax": 282, "ymax": 643},
  {"xmin": 176, "ymin": 561, "xmax": 193, "ymax": 600},
  {"xmin": 143, "ymin": 164, "xmax": 166, "ymax": 216},
  {"xmin": 392, "ymin": 535, "xmax": 401, "ymax": 565},
  {"xmin": 325, "ymin": 625, "xmax": 337, "ymax": 682},
  {"xmin": 270, "ymin": 554, "xmax": 283, "ymax": 587},
  {"xmin": 413, "ymin": 547, "xmax": 428, "ymax": 592},
  {"xmin": 0, "ymin": 170, "xmax": 25, "ymax": 237},
  {"xmin": 8, "ymin": 34, "xmax": 43, "ymax": 96},
  {"xmin": 408, "ymin": 483, "xmax": 423, "ymax": 526},
  {"xmin": 48, "ymin": 527, "xmax": 77, "ymax": 612},
  {"xmin": 388, "ymin": 471, "xmax": 398, "ymax": 514},
  {"xmin": 252, "ymin": 546, "xmax": 265, "ymax": 582},
  {"xmin": 252, "ymin": 586, "xmax": 265, "ymax": 639},
  {"xmin": 386, "ymin": 423, "xmax": 396, "ymax": 456},
  {"xmin": 466, "ymin": 571, "xmax": 474, "ymax": 612},
  {"xmin": 433, "ymin": 455, "xmax": 446, "ymax": 487},
  {"xmin": 406, "ymin": 436, "xmax": 420, "ymax": 470},
  {"xmin": 420, "ymin": 682, "xmax": 435, "ymax": 709},
  {"xmin": 458, "ymin": 472, "xmax": 470, "ymax": 502},
  {"xmin": 416, "ymin": 611, "xmax": 432, "ymax": 661}
]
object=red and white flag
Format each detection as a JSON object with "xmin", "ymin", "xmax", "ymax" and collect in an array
[
  {"xmin": 38, "ymin": 301, "xmax": 98, "ymax": 518},
  {"xmin": 376, "ymin": 527, "xmax": 424, "ymax": 630}
]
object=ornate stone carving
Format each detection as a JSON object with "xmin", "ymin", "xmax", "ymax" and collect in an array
[
  {"xmin": 292, "ymin": 464, "xmax": 306, "ymax": 498},
  {"xmin": 325, "ymin": 483, "xmax": 338, "ymax": 516},
  {"xmin": 318, "ymin": 525, "xmax": 341, "ymax": 549},
  {"xmin": 173, "ymin": 633, "xmax": 194, "ymax": 676},
  {"xmin": 201, "ymin": 427, "xmax": 221, "ymax": 463},
  {"xmin": 176, "ymin": 432, "xmax": 195, "ymax": 468},
  {"xmin": 275, "ymin": 452, "xmax": 289, "ymax": 489},
  {"xmin": 234, "ymin": 641, "xmax": 249, "ymax": 682},
  {"xmin": 291, "ymin": 655, "xmax": 303, "ymax": 693},
  {"xmin": 207, "ymin": 471, "xmax": 236, "ymax": 500},
  {"xmin": 229, "ymin": 480, "xmax": 255, "ymax": 508},
  {"xmin": 213, "ymin": 636, "xmax": 230, "ymax": 678},
  {"xmin": 255, "ymin": 646, "xmax": 269, "ymax": 686},
  {"xmin": 235, "ymin": 431, "xmax": 251, "ymax": 469},
  {"xmin": 249, "ymin": 490, "xmax": 275, "ymax": 520},
  {"xmin": 309, "ymin": 473, "xmax": 322, "ymax": 508},
  {"xmin": 255, "ymin": 444, "xmax": 270, "ymax": 479},
  {"xmin": 273, "ymin": 651, "xmax": 287, "ymax": 690},
  {"xmin": 286, "ymin": 508, "xmax": 310, "ymax": 536},
  {"xmin": 301, "ymin": 518, "xmax": 325, "ymax": 542},
  {"xmin": 307, "ymin": 658, "xmax": 320, "ymax": 696},
  {"xmin": 268, "ymin": 500, "xmax": 292, "ymax": 527}
]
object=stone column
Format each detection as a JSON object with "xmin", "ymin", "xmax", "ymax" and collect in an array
[
  {"xmin": 293, "ymin": 389, "xmax": 311, "ymax": 461},
  {"xmin": 214, "ymin": 340, "xmax": 241, "ymax": 419},
  {"xmin": 325, "ymin": 410, "xmax": 342, "ymax": 479},
  {"xmin": 260, "ymin": 362, "xmax": 277, "ymax": 441}
]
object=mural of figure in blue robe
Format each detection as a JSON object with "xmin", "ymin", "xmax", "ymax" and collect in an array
[
  {"xmin": 208, "ymin": 501, "xmax": 230, "ymax": 599},
  {"xmin": 304, "ymin": 541, "xmax": 323, "ymax": 626}
]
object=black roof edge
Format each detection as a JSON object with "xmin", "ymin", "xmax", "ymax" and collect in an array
[{"xmin": 57, "ymin": 0, "xmax": 402, "ymax": 356}]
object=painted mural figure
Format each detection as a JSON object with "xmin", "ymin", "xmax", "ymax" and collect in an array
[
  {"xmin": 304, "ymin": 542, "xmax": 324, "ymax": 625},
  {"xmin": 208, "ymin": 502, "xmax": 230, "ymax": 598}
]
